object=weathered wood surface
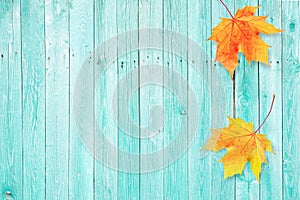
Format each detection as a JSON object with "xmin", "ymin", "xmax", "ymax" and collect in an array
[{"xmin": 0, "ymin": 0, "xmax": 298, "ymax": 199}]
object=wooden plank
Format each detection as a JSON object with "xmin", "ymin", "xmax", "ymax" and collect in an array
[
  {"xmin": 187, "ymin": 0, "xmax": 212, "ymax": 199},
  {"xmin": 21, "ymin": 0, "xmax": 46, "ymax": 199},
  {"xmin": 163, "ymin": 0, "xmax": 188, "ymax": 199},
  {"xmin": 94, "ymin": 0, "xmax": 118, "ymax": 199},
  {"xmin": 0, "ymin": 0, "xmax": 12, "ymax": 21},
  {"xmin": 258, "ymin": 1, "xmax": 283, "ymax": 199},
  {"xmin": 116, "ymin": 0, "xmax": 140, "ymax": 199},
  {"xmin": 0, "ymin": 0, "xmax": 22, "ymax": 199},
  {"xmin": 69, "ymin": 0, "xmax": 94, "ymax": 198},
  {"xmin": 138, "ymin": 0, "xmax": 164, "ymax": 199},
  {"xmin": 235, "ymin": 0, "xmax": 260, "ymax": 200},
  {"xmin": 45, "ymin": 0, "xmax": 69, "ymax": 199},
  {"xmin": 0, "ymin": 15, "xmax": 10, "ymax": 196},
  {"xmin": 211, "ymin": 0, "xmax": 236, "ymax": 199},
  {"xmin": 282, "ymin": 0, "xmax": 300, "ymax": 199}
]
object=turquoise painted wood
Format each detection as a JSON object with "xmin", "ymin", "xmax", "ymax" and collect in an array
[
  {"xmin": 138, "ymin": 0, "xmax": 164, "ymax": 199},
  {"xmin": 235, "ymin": 1, "xmax": 260, "ymax": 200},
  {"xmin": 0, "ymin": 0, "xmax": 299, "ymax": 199},
  {"xmin": 163, "ymin": 1, "xmax": 188, "ymax": 199},
  {"xmin": 69, "ymin": 0, "xmax": 94, "ymax": 199},
  {"xmin": 282, "ymin": 1, "xmax": 300, "ymax": 199},
  {"xmin": 94, "ymin": 0, "xmax": 118, "ymax": 199},
  {"xmin": 21, "ymin": 0, "xmax": 46, "ymax": 199},
  {"xmin": 211, "ymin": 1, "xmax": 235, "ymax": 199},
  {"xmin": 0, "ymin": 1, "xmax": 22, "ymax": 199},
  {"xmin": 259, "ymin": 1, "xmax": 283, "ymax": 200},
  {"xmin": 45, "ymin": 0, "xmax": 69, "ymax": 199},
  {"xmin": 116, "ymin": 0, "xmax": 140, "ymax": 199},
  {"xmin": 187, "ymin": 0, "xmax": 212, "ymax": 199}
]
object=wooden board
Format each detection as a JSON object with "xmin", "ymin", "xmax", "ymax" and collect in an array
[
  {"xmin": 0, "ymin": 0, "xmax": 22, "ymax": 199},
  {"xmin": 21, "ymin": 0, "xmax": 46, "ymax": 199},
  {"xmin": 259, "ymin": 1, "xmax": 283, "ymax": 199},
  {"xmin": 45, "ymin": 0, "xmax": 69, "ymax": 198},
  {"xmin": 69, "ymin": 0, "xmax": 94, "ymax": 199},
  {"xmin": 235, "ymin": 1, "xmax": 260, "ymax": 200},
  {"xmin": 282, "ymin": 0, "xmax": 300, "ymax": 199}
]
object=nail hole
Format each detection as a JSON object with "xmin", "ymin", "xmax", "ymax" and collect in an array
[
  {"xmin": 289, "ymin": 22, "xmax": 295, "ymax": 31},
  {"xmin": 277, "ymin": 61, "xmax": 279, "ymax": 64},
  {"xmin": 1, "ymin": 54, "xmax": 3, "ymax": 58},
  {"xmin": 180, "ymin": 110, "xmax": 186, "ymax": 115}
]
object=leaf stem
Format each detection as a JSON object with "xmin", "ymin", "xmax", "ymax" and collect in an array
[
  {"xmin": 218, "ymin": 0, "xmax": 234, "ymax": 19},
  {"xmin": 254, "ymin": 94, "xmax": 276, "ymax": 134},
  {"xmin": 232, "ymin": 72, "xmax": 236, "ymax": 118}
]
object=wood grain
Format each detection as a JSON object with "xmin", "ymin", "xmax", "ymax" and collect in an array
[
  {"xmin": 21, "ymin": 0, "xmax": 46, "ymax": 198},
  {"xmin": 69, "ymin": 0, "xmax": 94, "ymax": 199},
  {"xmin": 211, "ymin": 0, "xmax": 236, "ymax": 199},
  {"xmin": 138, "ymin": 0, "xmax": 164, "ymax": 199},
  {"xmin": 94, "ymin": 0, "xmax": 118, "ymax": 199},
  {"xmin": 187, "ymin": 0, "xmax": 212, "ymax": 199},
  {"xmin": 116, "ymin": 0, "xmax": 140, "ymax": 199},
  {"xmin": 45, "ymin": 0, "xmax": 70, "ymax": 198},
  {"xmin": 0, "ymin": 0, "xmax": 298, "ymax": 199},
  {"xmin": 0, "ymin": 0, "xmax": 22, "ymax": 199},
  {"xmin": 235, "ymin": 1, "xmax": 260, "ymax": 200},
  {"xmin": 259, "ymin": 0, "xmax": 283, "ymax": 199},
  {"xmin": 163, "ymin": 0, "xmax": 188, "ymax": 199},
  {"xmin": 282, "ymin": 0, "xmax": 300, "ymax": 199}
]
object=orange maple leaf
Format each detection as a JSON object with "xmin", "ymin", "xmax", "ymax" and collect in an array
[
  {"xmin": 202, "ymin": 95, "xmax": 276, "ymax": 181},
  {"xmin": 202, "ymin": 117, "xmax": 273, "ymax": 181},
  {"xmin": 208, "ymin": 5, "xmax": 283, "ymax": 78}
]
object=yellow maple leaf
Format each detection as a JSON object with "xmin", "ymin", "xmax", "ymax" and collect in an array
[
  {"xmin": 208, "ymin": 5, "xmax": 283, "ymax": 78},
  {"xmin": 202, "ymin": 117, "xmax": 273, "ymax": 181},
  {"xmin": 203, "ymin": 94, "xmax": 276, "ymax": 182}
]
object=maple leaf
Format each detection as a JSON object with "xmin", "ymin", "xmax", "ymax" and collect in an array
[
  {"xmin": 208, "ymin": 5, "xmax": 283, "ymax": 78},
  {"xmin": 202, "ymin": 95, "xmax": 276, "ymax": 182}
]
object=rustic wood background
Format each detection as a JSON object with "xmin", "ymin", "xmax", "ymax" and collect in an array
[{"xmin": 0, "ymin": 0, "xmax": 299, "ymax": 199}]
